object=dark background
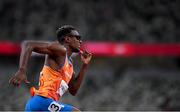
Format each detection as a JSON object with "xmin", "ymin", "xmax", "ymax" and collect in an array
[{"xmin": 0, "ymin": 0, "xmax": 180, "ymax": 111}]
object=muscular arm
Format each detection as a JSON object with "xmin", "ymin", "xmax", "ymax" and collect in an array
[
  {"xmin": 9, "ymin": 40, "xmax": 66, "ymax": 86},
  {"xmin": 68, "ymin": 64, "xmax": 88, "ymax": 96},
  {"xmin": 19, "ymin": 40, "xmax": 66, "ymax": 72},
  {"xmin": 68, "ymin": 51, "xmax": 92, "ymax": 96}
]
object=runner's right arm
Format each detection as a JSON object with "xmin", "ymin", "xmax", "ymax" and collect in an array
[{"xmin": 9, "ymin": 40, "xmax": 66, "ymax": 86}]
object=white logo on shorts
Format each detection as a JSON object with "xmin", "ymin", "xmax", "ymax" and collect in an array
[{"xmin": 48, "ymin": 101, "xmax": 64, "ymax": 112}]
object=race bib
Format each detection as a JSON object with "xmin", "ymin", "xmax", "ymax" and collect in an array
[
  {"xmin": 48, "ymin": 101, "xmax": 64, "ymax": 112},
  {"xmin": 57, "ymin": 80, "xmax": 69, "ymax": 96}
]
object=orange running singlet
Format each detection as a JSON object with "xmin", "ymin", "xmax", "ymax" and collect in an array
[{"xmin": 34, "ymin": 55, "xmax": 73, "ymax": 101}]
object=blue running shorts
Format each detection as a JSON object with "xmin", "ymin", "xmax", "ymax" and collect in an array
[{"xmin": 25, "ymin": 95, "xmax": 74, "ymax": 111}]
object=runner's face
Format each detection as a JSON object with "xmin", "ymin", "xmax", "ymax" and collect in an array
[{"xmin": 67, "ymin": 30, "xmax": 82, "ymax": 52}]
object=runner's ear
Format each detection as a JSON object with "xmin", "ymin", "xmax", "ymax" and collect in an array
[{"xmin": 64, "ymin": 36, "xmax": 71, "ymax": 43}]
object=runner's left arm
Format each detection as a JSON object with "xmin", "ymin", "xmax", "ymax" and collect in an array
[{"xmin": 68, "ymin": 51, "xmax": 92, "ymax": 96}]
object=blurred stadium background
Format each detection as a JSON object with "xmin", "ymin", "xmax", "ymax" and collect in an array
[{"xmin": 0, "ymin": 0, "xmax": 180, "ymax": 111}]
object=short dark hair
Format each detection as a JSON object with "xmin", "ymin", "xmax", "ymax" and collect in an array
[{"xmin": 56, "ymin": 25, "xmax": 76, "ymax": 43}]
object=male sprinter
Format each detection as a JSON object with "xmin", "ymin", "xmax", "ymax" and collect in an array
[{"xmin": 9, "ymin": 25, "xmax": 92, "ymax": 111}]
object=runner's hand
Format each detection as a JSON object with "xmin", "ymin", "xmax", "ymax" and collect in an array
[
  {"xmin": 9, "ymin": 69, "xmax": 30, "ymax": 86},
  {"xmin": 80, "ymin": 50, "xmax": 92, "ymax": 65}
]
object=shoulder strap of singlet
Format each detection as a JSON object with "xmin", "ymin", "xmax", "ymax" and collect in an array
[{"xmin": 57, "ymin": 48, "xmax": 68, "ymax": 70}]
